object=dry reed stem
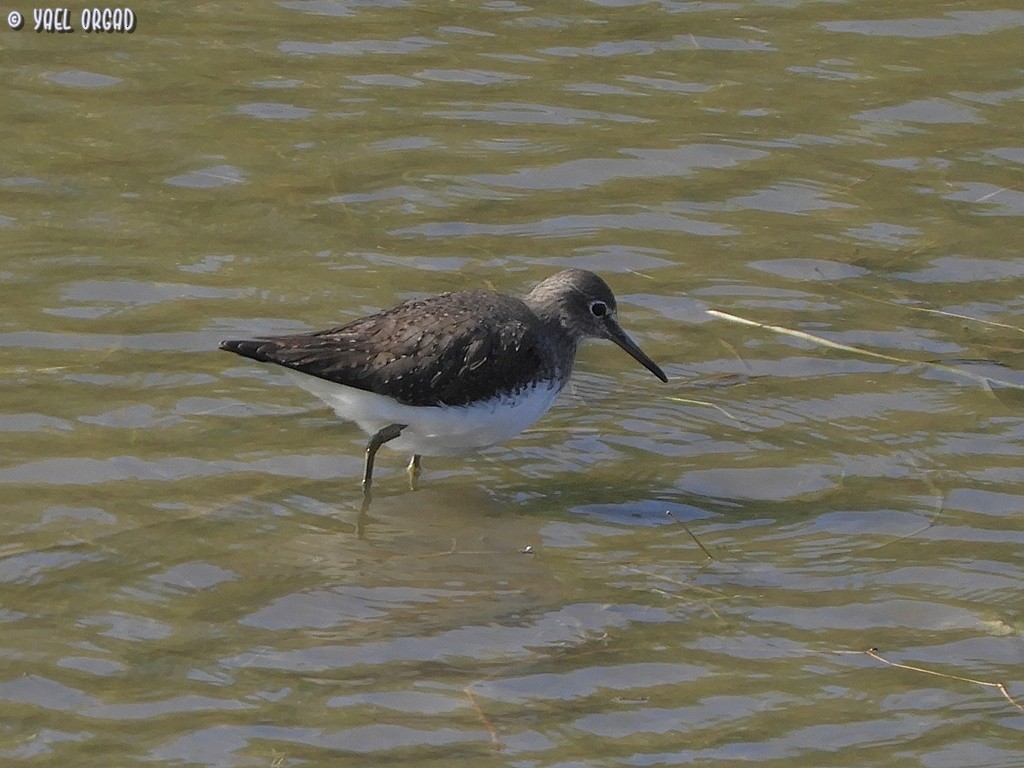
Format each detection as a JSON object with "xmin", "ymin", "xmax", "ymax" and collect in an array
[
  {"xmin": 666, "ymin": 396, "xmax": 740, "ymax": 423},
  {"xmin": 836, "ymin": 648, "xmax": 1024, "ymax": 715},
  {"xmin": 707, "ymin": 309, "xmax": 1024, "ymax": 391},
  {"xmin": 464, "ymin": 685, "xmax": 503, "ymax": 751}
]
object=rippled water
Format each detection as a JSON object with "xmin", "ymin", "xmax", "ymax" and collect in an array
[{"xmin": 3, "ymin": 1, "xmax": 1023, "ymax": 765}]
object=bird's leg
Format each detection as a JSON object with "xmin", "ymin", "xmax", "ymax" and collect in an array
[
  {"xmin": 406, "ymin": 454, "xmax": 422, "ymax": 491},
  {"xmin": 362, "ymin": 423, "xmax": 407, "ymax": 500}
]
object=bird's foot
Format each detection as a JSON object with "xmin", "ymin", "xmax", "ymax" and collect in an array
[{"xmin": 406, "ymin": 455, "xmax": 422, "ymax": 491}]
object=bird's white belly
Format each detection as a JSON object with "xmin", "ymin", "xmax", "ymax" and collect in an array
[{"xmin": 286, "ymin": 371, "xmax": 562, "ymax": 456}]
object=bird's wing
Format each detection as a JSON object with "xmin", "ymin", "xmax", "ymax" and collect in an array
[{"xmin": 220, "ymin": 291, "xmax": 557, "ymax": 407}]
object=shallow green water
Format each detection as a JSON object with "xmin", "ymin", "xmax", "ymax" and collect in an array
[{"xmin": 2, "ymin": 1, "xmax": 1023, "ymax": 765}]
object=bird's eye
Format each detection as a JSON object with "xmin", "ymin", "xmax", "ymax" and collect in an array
[{"xmin": 589, "ymin": 300, "xmax": 608, "ymax": 317}]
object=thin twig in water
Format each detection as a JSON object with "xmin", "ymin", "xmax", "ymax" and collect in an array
[
  {"xmin": 869, "ymin": 457, "xmax": 947, "ymax": 550},
  {"xmin": 625, "ymin": 269, "xmax": 657, "ymax": 281},
  {"xmin": 974, "ymin": 186, "xmax": 1008, "ymax": 203},
  {"xmin": 667, "ymin": 396, "xmax": 739, "ymax": 423},
  {"xmin": 620, "ymin": 566, "xmax": 723, "ymax": 599},
  {"xmin": 837, "ymin": 648, "xmax": 1024, "ymax": 715},
  {"xmin": 666, "ymin": 511, "xmax": 714, "ymax": 560},
  {"xmin": 464, "ymin": 685, "xmax": 503, "ymax": 751},
  {"xmin": 708, "ymin": 309, "xmax": 919, "ymax": 363},
  {"xmin": 707, "ymin": 309, "xmax": 1024, "ymax": 391},
  {"xmin": 834, "ymin": 285, "xmax": 1024, "ymax": 335},
  {"xmin": 909, "ymin": 306, "xmax": 1024, "ymax": 334},
  {"xmin": 718, "ymin": 336, "xmax": 754, "ymax": 372},
  {"xmin": 418, "ymin": 539, "xmax": 506, "ymax": 559},
  {"xmin": 620, "ymin": 566, "xmax": 724, "ymax": 620}
]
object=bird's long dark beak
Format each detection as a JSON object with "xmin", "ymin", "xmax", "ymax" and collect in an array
[{"xmin": 604, "ymin": 318, "xmax": 668, "ymax": 382}]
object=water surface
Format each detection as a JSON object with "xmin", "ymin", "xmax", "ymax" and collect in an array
[{"xmin": 2, "ymin": 1, "xmax": 1023, "ymax": 765}]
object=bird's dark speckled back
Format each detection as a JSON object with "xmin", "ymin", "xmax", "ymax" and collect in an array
[{"xmin": 220, "ymin": 289, "xmax": 575, "ymax": 407}]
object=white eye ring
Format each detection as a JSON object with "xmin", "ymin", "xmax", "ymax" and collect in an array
[{"xmin": 589, "ymin": 300, "xmax": 608, "ymax": 317}]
